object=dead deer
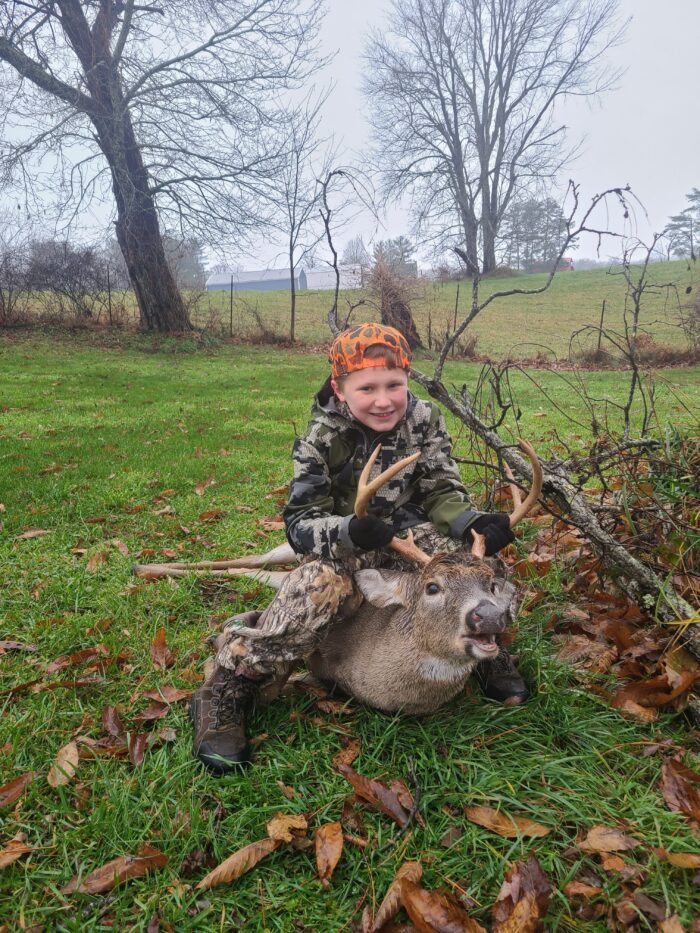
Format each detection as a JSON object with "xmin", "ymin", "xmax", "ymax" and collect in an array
[{"xmin": 135, "ymin": 442, "xmax": 542, "ymax": 715}]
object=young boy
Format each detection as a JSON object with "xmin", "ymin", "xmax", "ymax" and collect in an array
[{"xmin": 190, "ymin": 323, "xmax": 527, "ymax": 774}]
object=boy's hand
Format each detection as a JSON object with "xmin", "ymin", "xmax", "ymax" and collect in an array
[
  {"xmin": 465, "ymin": 513, "xmax": 514, "ymax": 556},
  {"xmin": 348, "ymin": 515, "xmax": 395, "ymax": 551}
]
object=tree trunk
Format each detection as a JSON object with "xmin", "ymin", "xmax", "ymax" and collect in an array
[
  {"xmin": 289, "ymin": 247, "xmax": 296, "ymax": 342},
  {"xmin": 61, "ymin": 2, "xmax": 190, "ymax": 333}
]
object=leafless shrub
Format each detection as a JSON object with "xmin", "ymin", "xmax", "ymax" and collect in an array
[
  {"xmin": 27, "ymin": 240, "xmax": 111, "ymax": 322},
  {"xmin": 238, "ymin": 297, "xmax": 287, "ymax": 345},
  {"xmin": 0, "ymin": 235, "xmax": 30, "ymax": 325},
  {"xmin": 677, "ymin": 291, "xmax": 700, "ymax": 353},
  {"xmin": 368, "ymin": 260, "xmax": 422, "ymax": 348}
]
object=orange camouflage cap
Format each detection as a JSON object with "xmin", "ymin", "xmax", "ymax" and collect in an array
[{"xmin": 330, "ymin": 323, "xmax": 412, "ymax": 378}]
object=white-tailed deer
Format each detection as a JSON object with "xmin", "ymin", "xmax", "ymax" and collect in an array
[{"xmin": 135, "ymin": 442, "xmax": 542, "ymax": 714}]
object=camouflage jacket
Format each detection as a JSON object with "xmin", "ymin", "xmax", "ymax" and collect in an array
[{"xmin": 284, "ymin": 381, "xmax": 481, "ymax": 559}]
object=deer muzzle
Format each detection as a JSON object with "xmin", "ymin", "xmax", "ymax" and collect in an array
[{"xmin": 462, "ymin": 600, "xmax": 507, "ymax": 657}]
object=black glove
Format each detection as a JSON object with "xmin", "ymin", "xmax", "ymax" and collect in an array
[
  {"xmin": 348, "ymin": 515, "xmax": 395, "ymax": 551},
  {"xmin": 465, "ymin": 513, "xmax": 515, "ymax": 556}
]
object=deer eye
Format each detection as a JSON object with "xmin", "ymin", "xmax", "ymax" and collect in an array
[{"xmin": 425, "ymin": 582, "xmax": 441, "ymax": 595}]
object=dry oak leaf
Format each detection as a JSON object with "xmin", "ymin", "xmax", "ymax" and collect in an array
[
  {"xmin": 150, "ymin": 627, "xmax": 176, "ymax": 670},
  {"xmin": 61, "ymin": 843, "xmax": 168, "ymax": 894},
  {"xmin": 660, "ymin": 759, "xmax": 700, "ymax": 822},
  {"xmin": 315, "ymin": 821, "xmax": 343, "ymax": 888},
  {"xmin": 47, "ymin": 740, "xmax": 80, "ymax": 787},
  {"xmin": 266, "ymin": 812, "xmax": 308, "ymax": 843},
  {"xmin": 564, "ymin": 881, "xmax": 603, "ymax": 898},
  {"xmin": 372, "ymin": 861, "xmax": 423, "ymax": 931},
  {"xmin": 333, "ymin": 738, "xmax": 361, "ymax": 769},
  {"xmin": 0, "ymin": 772, "xmax": 34, "ymax": 808},
  {"xmin": 492, "ymin": 855, "xmax": 552, "ymax": 933},
  {"xmin": 86, "ymin": 551, "xmax": 109, "ymax": 572},
  {"xmin": 400, "ymin": 878, "xmax": 486, "ymax": 932},
  {"xmin": 0, "ymin": 833, "xmax": 32, "ymax": 870},
  {"xmin": 653, "ymin": 847, "xmax": 700, "ymax": 869},
  {"xmin": 578, "ymin": 824, "xmax": 640, "ymax": 854},
  {"xmin": 337, "ymin": 764, "xmax": 411, "ymax": 828},
  {"xmin": 463, "ymin": 805, "xmax": 550, "ymax": 839},
  {"xmin": 658, "ymin": 916, "xmax": 687, "ymax": 933},
  {"xmin": 196, "ymin": 837, "xmax": 280, "ymax": 890}
]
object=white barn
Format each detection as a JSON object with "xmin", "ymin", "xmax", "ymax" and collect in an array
[{"xmin": 206, "ymin": 268, "xmax": 307, "ymax": 292}]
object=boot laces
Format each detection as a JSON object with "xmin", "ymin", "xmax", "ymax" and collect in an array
[{"xmin": 211, "ymin": 678, "xmax": 245, "ymax": 730}]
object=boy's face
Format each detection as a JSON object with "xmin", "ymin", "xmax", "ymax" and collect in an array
[{"xmin": 331, "ymin": 366, "xmax": 409, "ymax": 433}]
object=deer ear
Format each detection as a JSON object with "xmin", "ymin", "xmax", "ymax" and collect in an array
[{"xmin": 354, "ymin": 569, "xmax": 409, "ymax": 608}]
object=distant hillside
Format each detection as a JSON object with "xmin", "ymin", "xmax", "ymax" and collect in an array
[{"xmin": 200, "ymin": 259, "xmax": 696, "ymax": 358}]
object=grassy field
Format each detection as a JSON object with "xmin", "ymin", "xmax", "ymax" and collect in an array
[
  {"xmin": 195, "ymin": 259, "xmax": 697, "ymax": 357},
  {"xmin": 1, "ymin": 336, "xmax": 699, "ymax": 930}
]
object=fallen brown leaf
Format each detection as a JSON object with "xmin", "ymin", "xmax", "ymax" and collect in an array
[
  {"xmin": 401, "ymin": 878, "xmax": 485, "ymax": 932},
  {"xmin": 142, "ymin": 686, "xmax": 192, "ymax": 704},
  {"xmin": 150, "ymin": 627, "xmax": 176, "ymax": 670},
  {"xmin": 47, "ymin": 740, "xmax": 80, "ymax": 787},
  {"xmin": 266, "ymin": 813, "xmax": 308, "ymax": 843},
  {"xmin": 16, "ymin": 528, "xmax": 50, "ymax": 540},
  {"xmin": 61, "ymin": 843, "xmax": 167, "ymax": 894},
  {"xmin": 102, "ymin": 706, "xmax": 125, "ymax": 738},
  {"xmin": 134, "ymin": 702, "xmax": 170, "ymax": 722},
  {"xmin": 578, "ymin": 824, "xmax": 640, "ymax": 854},
  {"xmin": 199, "ymin": 509, "xmax": 226, "ymax": 522},
  {"xmin": 492, "ymin": 855, "xmax": 552, "ymax": 932},
  {"xmin": 275, "ymin": 780, "xmax": 296, "ymax": 799},
  {"xmin": 0, "ymin": 772, "xmax": 34, "ymax": 808},
  {"xmin": 464, "ymin": 805, "xmax": 550, "ymax": 839},
  {"xmin": 0, "ymin": 833, "xmax": 32, "ymax": 870},
  {"xmin": 315, "ymin": 822, "xmax": 343, "ymax": 888},
  {"xmin": 108, "ymin": 538, "xmax": 130, "ymax": 557},
  {"xmin": 653, "ymin": 847, "xmax": 700, "ymax": 869},
  {"xmin": 46, "ymin": 644, "xmax": 109, "ymax": 675},
  {"xmin": 564, "ymin": 881, "xmax": 603, "ymax": 898},
  {"xmin": 372, "ymin": 861, "xmax": 423, "ymax": 931},
  {"xmin": 196, "ymin": 837, "xmax": 280, "ymax": 890},
  {"xmin": 660, "ymin": 759, "xmax": 700, "ymax": 821},
  {"xmin": 86, "ymin": 551, "xmax": 109, "ymax": 572},
  {"xmin": 0, "ymin": 640, "xmax": 37, "ymax": 653},
  {"xmin": 128, "ymin": 733, "xmax": 148, "ymax": 768},
  {"xmin": 337, "ymin": 764, "xmax": 411, "ymax": 828},
  {"xmin": 658, "ymin": 916, "xmax": 687, "ymax": 933}
]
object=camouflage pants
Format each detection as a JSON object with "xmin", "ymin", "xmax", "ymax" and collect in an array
[{"xmin": 214, "ymin": 524, "xmax": 463, "ymax": 681}]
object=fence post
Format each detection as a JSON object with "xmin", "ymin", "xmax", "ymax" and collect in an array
[
  {"xmin": 107, "ymin": 266, "xmax": 112, "ymax": 326},
  {"xmin": 230, "ymin": 274, "xmax": 234, "ymax": 337}
]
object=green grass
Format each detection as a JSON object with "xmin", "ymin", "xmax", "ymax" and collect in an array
[
  {"xmin": 1, "ymin": 336, "xmax": 699, "ymax": 930},
  {"xmin": 196, "ymin": 258, "xmax": 697, "ymax": 356}
]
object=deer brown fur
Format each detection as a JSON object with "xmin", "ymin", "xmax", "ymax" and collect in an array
[{"xmin": 309, "ymin": 550, "xmax": 518, "ymax": 714}]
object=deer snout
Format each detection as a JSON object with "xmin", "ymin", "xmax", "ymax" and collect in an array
[{"xmin": 467, "ymin": 600, "xmax": 506, "ymax": 635}]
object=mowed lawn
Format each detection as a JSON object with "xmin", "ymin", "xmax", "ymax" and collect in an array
[
  {"xmin": 1, "ymin": 335, "xmax": 699, "ymax": 930},
  {"xmin": 198, "ymin": 259, "xmax": 697, "ymax": 356}
]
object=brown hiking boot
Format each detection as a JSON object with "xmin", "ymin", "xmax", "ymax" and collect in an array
[
  {"xmin": 189, "ymin": 665, "xmax": 258, "ymax": 774},
  {"xmin": 473, "ymin": 643, "xmax": 530, "ymax": 705}
]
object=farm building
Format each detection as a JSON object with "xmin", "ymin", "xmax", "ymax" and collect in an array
[
  {"xmin": 205, "ymin": 268, "xmax": 307, "ymax": 292},
  {"xmin": 304, "ymin": 265, "xmax": 364, "ymax": 290}
]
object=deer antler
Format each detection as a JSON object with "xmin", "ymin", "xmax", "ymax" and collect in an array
[
  {"xmin": 355, "ymin": 445, "xmax": 431, "ymax": 566},
  {"xmin": 508, "ymin": 440, "xmax": 543, "ymax": 527},
  {"xmin": 469, "ymin": 440, "xmax": 542, "ymax": 560}
]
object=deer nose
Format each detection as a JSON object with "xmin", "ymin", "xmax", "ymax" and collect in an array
[{"xmin": 468, "ymin": 600, "xmax": 506, "ymax": 634}]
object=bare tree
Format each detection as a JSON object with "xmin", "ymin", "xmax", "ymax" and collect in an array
[
  {"xmin": 341, "ymin": 235, "xmax": 371, "ymax": 268},
  {"xmin": 0, "ymin": 0, "xmax": 324, "ymax": 331},
  {"xmin": 270, "ymin": 95, "xmax": 335, "ymax": 341},
  {"xmin": 365, "ymin": 0, "xmax": 626, "ymax": 273}
]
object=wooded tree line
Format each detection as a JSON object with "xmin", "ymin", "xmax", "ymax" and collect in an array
[{"xmin": 1, "ymin": 0, "xmax": 624, "ymax": 330}]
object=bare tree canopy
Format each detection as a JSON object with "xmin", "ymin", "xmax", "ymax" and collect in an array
[
  {"xmin": 0, "ymin": 0, "xmax": 324, "ymax": 330},
  {"xmin": 364, "ymin": 0, "xmax": 626, "ymax": 274}
]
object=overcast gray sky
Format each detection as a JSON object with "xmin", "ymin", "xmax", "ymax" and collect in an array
[{"xmin": 305, "ymin": 0, "xmax": 700, "ymax": 265}]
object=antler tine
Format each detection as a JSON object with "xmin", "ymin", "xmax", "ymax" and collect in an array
[
  {"xmin": 354, "ymin": 445, "xmax": 430, "ymax": 566},
  {"xmin": 503, "ymin": 461, "xmax": 523, "ymax": 510},
  {"xmin": 354, "ymin": 445, "xmax": 421, "ymax": 517},
  {"xmin": 509, "ymin": 440, "xmax": 543, "ymax": 528}
]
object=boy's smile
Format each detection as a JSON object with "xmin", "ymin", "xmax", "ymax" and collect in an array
[{"xmin": 331, "ymin": 366, "xmax": 409, "ymax": 433}]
